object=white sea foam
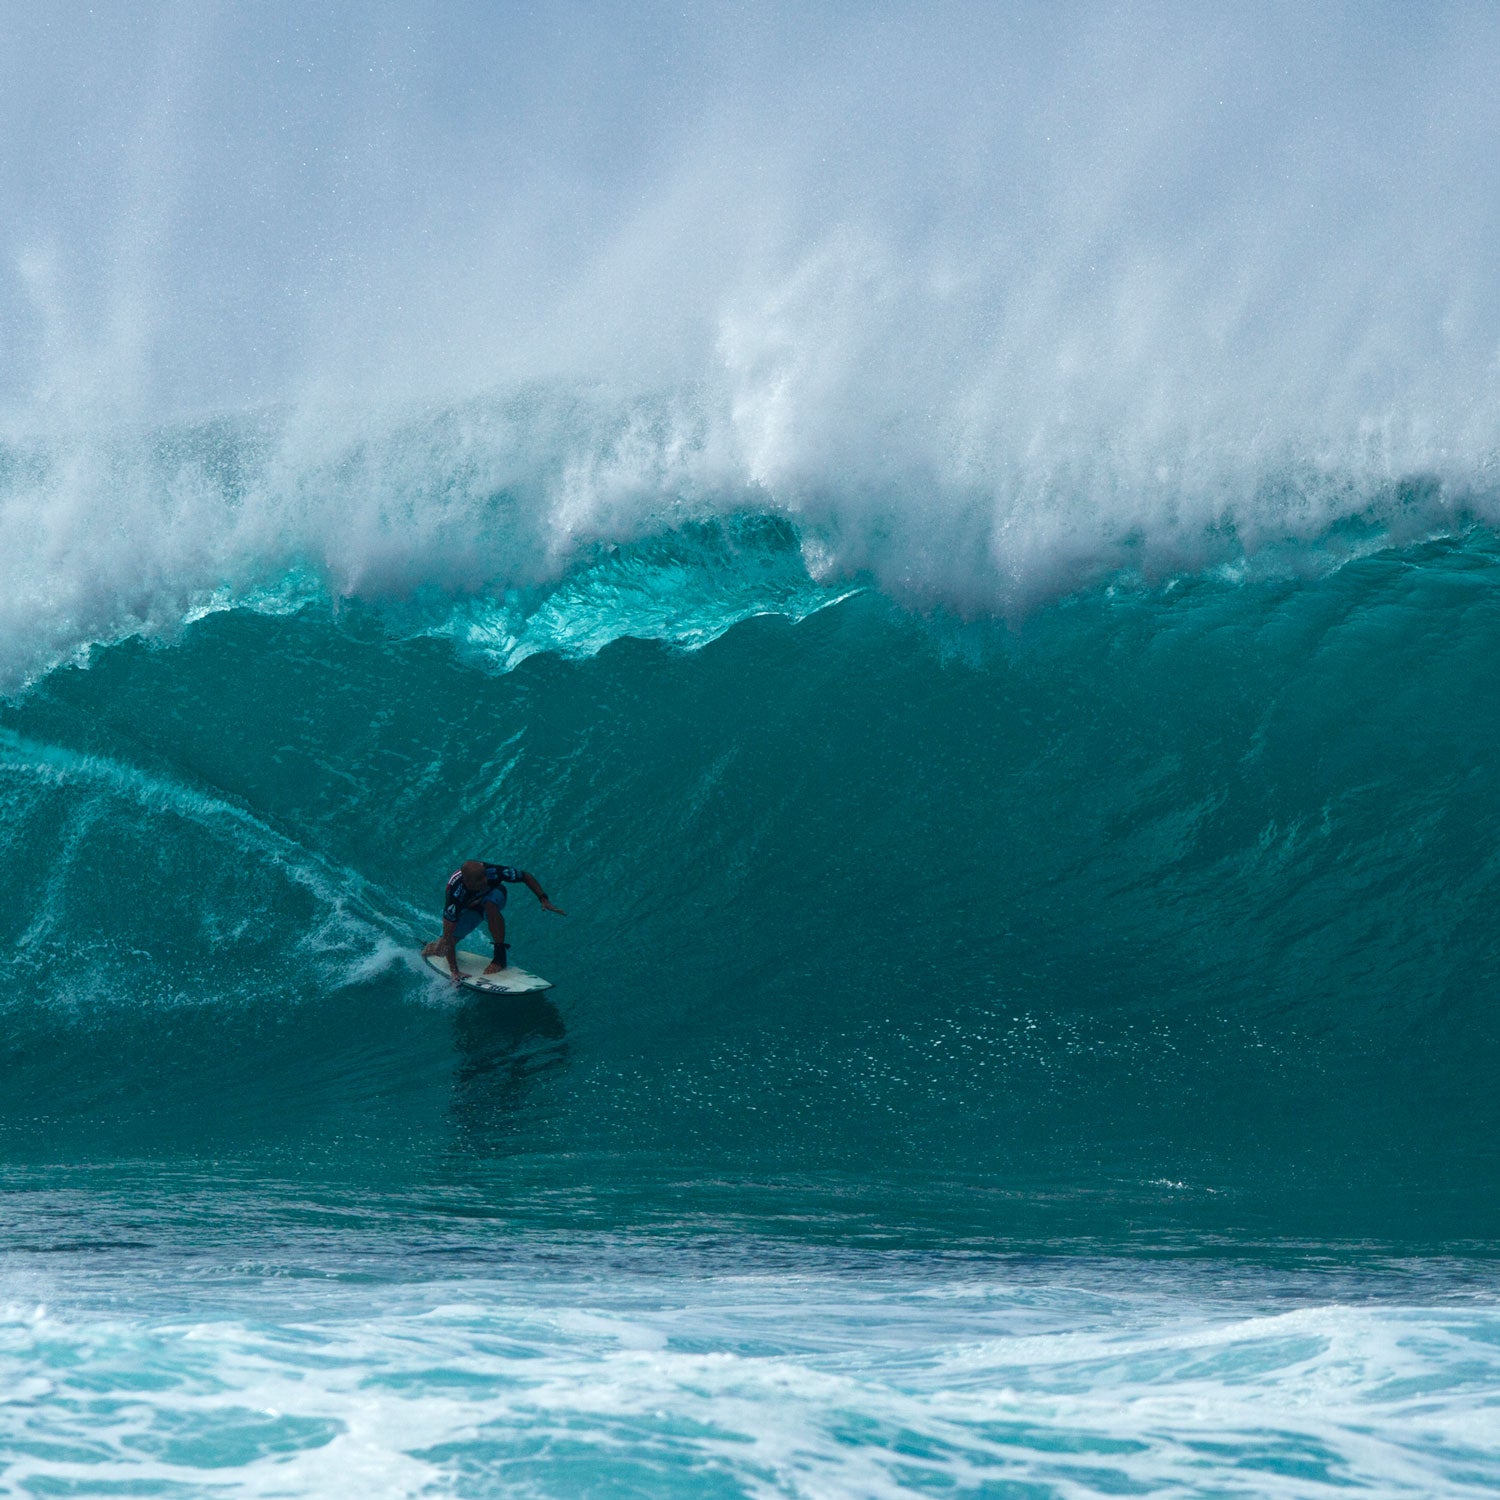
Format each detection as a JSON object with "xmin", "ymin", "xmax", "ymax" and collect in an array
[
  {"xmin": 0, "ymin": 727, "xmax": 419, "ymax": 1006},
  {"xmin": 1, "ymin": 5, "xmax": 1497, "ymax": 684},
  {"xmin": 2, "ymin": 1260, "xmax": 1497, "ymax": 1498}
]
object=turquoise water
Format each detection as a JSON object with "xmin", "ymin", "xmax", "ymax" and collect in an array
[
  {"xmin": 5, "ymin": 518, "xmax": 1500, "ymax": 1226},
  {"xmin": 4, "ymin": 509, "xmax": 1500, "ymax": 1493},
  {"xmin": 5, "ymin": 1187, "xmax": 1499, "ymax": 1497},
  {"xmin": 6, "ymin": 3, "xmax": 1500, "ymax": 1491}
]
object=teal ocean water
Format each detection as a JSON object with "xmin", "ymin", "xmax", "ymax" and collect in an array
[
  {"xmin": 7, "ymin": 500, "xmax": 1500, "ymax": 1228},
  {"xmin": 6, "ymin": 3, "xmax": 1500, "ymax": 1493},
  {"xmin": 5, "ymin": 488, "xmax": 1500, "ymax": 1493}
]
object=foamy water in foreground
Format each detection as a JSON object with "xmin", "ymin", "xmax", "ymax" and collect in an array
[{"xmin": 5, "ymin": 1239, "xmax": 1498, "ymax": 1499}]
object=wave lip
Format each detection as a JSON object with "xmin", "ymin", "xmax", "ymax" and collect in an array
[{"xmin": 2, "ymin": 389, "xmax": 1496, "ymax": 689}]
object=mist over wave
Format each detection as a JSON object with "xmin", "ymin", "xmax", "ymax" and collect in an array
[
  {"xmin": 8, "ymin": 12, "xmax": 1500, "ymax": 1495},
  {"xmin": 1, "ymin": 2, "xmax": 1498, "ymax": 684}
]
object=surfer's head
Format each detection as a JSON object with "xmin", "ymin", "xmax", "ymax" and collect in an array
[{"xmin": 460, "ymin": 860, "xmax": 487, "ymax": 890}]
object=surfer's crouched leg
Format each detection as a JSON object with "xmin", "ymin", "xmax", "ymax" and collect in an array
[{"xmin": 483, "ymin": 902, "xmax": 508, "ymax": 973}]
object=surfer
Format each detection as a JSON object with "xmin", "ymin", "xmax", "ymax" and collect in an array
[{"xmin": 422, "ymin": 860, "xmax": 566, "ymax": 979}]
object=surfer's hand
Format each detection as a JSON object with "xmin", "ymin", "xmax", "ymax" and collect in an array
[{"xmin": 540, "ymin": 898, "xmax": 567, "ymax": 915}]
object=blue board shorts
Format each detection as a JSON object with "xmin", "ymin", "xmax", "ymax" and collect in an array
[{"xmin": 451, "ymin": 886, "xmax": 506, "ymax": 942}]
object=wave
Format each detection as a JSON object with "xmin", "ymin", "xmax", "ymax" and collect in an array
[
  {"xmin": 2, "ymin": 526, "xmax": 1499, "ymax": 1236},
  {"xmin": 3, "ymin": 3, "xmax": 1499, "ymax": 1236},
  {"xmin": 2, "ymin": 9, "xmax": 1498, "ymax": 686},
  {"xmin": 1, "ymin": 392, "xmax": 1494, "ymax": 689}
]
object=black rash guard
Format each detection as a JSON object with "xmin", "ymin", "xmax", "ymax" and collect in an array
[{"xmin": 443, "ymin": 865, "xmax": 525, "ymax": 923}]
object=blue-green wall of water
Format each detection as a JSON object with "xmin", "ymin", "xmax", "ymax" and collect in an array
[{"xmin": 3, "ymin": 528, "xmax": 1499, "ymax": 1241}]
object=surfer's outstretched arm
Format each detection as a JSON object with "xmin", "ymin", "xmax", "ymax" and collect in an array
[{"xmin": 521, "ymin": 871, "xmax": 566, "ymax": 915}]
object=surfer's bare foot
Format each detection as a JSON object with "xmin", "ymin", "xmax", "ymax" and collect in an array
[
  {"xmin": 421, "ymin": 939, "xmax": 442, "ymax": 957},
  {"xmin": 484, "ymin": 959, "xmax": 508, "ymax": 975}
]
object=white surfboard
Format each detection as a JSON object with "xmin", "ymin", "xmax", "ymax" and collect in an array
[{"xmin": 424, "ymin": 949, "xmax": 554, "ymax": 994}]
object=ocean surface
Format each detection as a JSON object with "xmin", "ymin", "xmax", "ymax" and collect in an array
[{"xmin": 4, "ymin": 4, "xmax": 1500, "ymax": 1495}]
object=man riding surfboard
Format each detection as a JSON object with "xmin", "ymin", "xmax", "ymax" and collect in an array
[{"xmin": 422, "ymin": 860, "xmax": 566, "ymax": 980}]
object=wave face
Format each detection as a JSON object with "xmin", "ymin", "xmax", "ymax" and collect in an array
[
  {"xmin": 3, "ymin": 517, "xmax": 1499, "ymax": 1240},
  {"xmin": 0, "ymin": 5, "xmax": 1497, "ymax": 1243}
]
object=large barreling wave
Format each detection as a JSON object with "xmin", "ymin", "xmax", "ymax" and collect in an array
[
  {"xmin": 5, "ymin": 516, "xmax": 1500, "ymax": 1240},
  {"xmin": 1, "ymin": 2, "xmax": 1499, "ymax": 1241}
]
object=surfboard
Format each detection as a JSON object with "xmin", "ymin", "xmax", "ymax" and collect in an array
[{"xmin": 423, "ymin": 949, "xmax": 554, "ymax": 994}]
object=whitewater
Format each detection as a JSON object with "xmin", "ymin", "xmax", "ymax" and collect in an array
[{"xmin": 3, "ymin": 2, "xmax": 1500, "ymax": 1495}]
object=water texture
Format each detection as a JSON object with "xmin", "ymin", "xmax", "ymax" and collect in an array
[{"xmin": 3, "ymin": 3, "xmax": 1500, "ymax": 1495}]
